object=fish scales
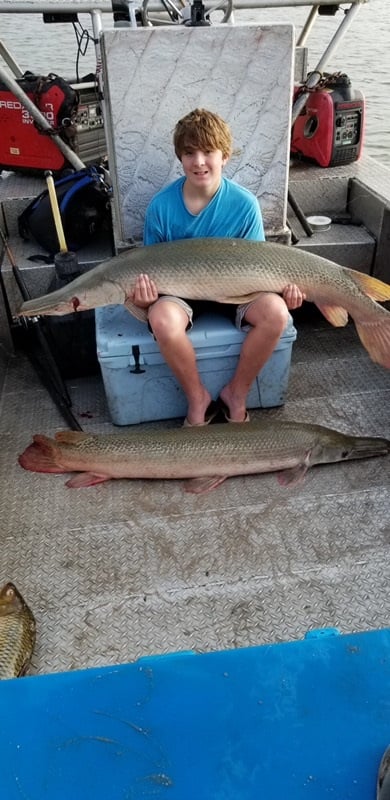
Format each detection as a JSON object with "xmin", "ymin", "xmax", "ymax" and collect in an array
[
  {"xmin": 18, "ymin": 420, "xmax": 390, "ymax": 492},
  {"xmin": 0, "ymin": 583, "xmax": 36, "ymax": 679},
  {"xmin": 19, "ymin": 238, "xmax": 389, "ymax": 310},
  {"xmin": 49, "ymin": 422, "xmax": 329, "ymax": 472},
  {"xmin": 18, "ymin": 238, "xmax": 390, "ymax": 368}
]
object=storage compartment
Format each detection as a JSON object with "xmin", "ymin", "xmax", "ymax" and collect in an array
[{"xmin": 96, "ymin": 306, "xmax": 297, "ymax": 425}]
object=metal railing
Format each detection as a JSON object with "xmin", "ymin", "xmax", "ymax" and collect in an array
[
  {"xmin": 0, "ymin": 0, "xmax": 369, "ymax": 15},
  {"xmin": 0, "ymin": 0, "xmax": 369, "ymax": 163}
]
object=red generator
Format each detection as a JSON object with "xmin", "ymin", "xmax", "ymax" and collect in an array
[
  {"xmin": 291, "ymin": 74, "xmax": 365, "ymax": 168},
  {"xmin": 0, "ymin": 72, "xmax": 78, "ymax": 174}
]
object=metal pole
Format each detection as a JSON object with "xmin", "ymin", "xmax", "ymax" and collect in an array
[
  {"xmin": 0, "ymin": 39, "xmax": 23, "ymax": 77},
  {"xmin": 296, "ymin": 4, "xmax": 319, "ymax": 47},
  {"xmin": 90, "ymin": 8, "xmax": 104, "ymax": 82},
  {"xmin": 0, "ymin": 0, "xmax": 368, "ymax": 12},
  {"xmin": 292, "ymin": 2, "xmax": 365, "ymax": 125},
  {"xmin": 0, "ymin": 63, "xmax": 85, "ymax": 171},
  {"xmin": 0, "ymin": 1, "xmax": 113, "ymax": 12}
]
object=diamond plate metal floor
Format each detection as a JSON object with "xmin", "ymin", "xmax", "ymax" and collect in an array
[{"xmin": 0, "ymin": 318, "xmax": 389, "ymax": 675}]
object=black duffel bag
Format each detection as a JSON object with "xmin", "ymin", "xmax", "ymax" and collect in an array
[{"xmin": 18, "ymin": 166, "xmax": 112, "ymax": 255}]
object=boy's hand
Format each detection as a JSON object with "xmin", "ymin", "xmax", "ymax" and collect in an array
[
  {"xmin": 282, "ymin": 283, "xmax": 306, "ymax": 310},
  {"xmin": 129, "ymin": 274, "xmax": 159, "ymax": 308}
]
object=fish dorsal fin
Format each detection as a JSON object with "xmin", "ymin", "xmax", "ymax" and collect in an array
[
  {"xmin": 351, "ymin": 271, "xmax": 390, "ymax": 302},
  {"xmin": 315, "ymin": 304, "xmax": 349, "ymax": 327},
  {"xmin": 55, "ymin": 431, "xmax": 90, "ymax": 444}
]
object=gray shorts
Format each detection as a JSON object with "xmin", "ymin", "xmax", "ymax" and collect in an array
[{"xmin": 150, "ymin": 295, "xmax": 294, "ymax": 334}]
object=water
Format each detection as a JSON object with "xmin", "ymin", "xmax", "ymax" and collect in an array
[
  {"xmin": 0, "ymin": 0, "xmax": 388, "ymax": 165},
  {"xmin": 242, "ymin": 0, "xmax": 390, "ymax": 167}
]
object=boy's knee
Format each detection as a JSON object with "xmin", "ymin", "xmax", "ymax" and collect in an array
[
  {"xmin": 248, "ymin": 293, "xmax": 289, "ymax": 332},
  {"xmin": 274, "ymin": 299, "xmax": 290, "ymax": 331},
  {"xmin": 148, "ymin": 302, "xmax": 188, "ymax": 341}
]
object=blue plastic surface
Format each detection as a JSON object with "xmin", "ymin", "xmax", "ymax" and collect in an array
[
  {"xmin": 0, "ymin": 629, "xmax": 389, "ymax": 799},
  {"xmin": 95, "ymin": 307, "xmax": 297, "ymax": 424}
]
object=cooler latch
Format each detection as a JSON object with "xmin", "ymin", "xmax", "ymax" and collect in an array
[{"xmin": 129, "ymin": 345, "xmax": 145, "ymax": 374}]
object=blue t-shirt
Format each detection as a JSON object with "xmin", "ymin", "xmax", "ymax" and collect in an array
[{"xmin": 143, "ymin": 176, "xmax": 265, "ymax": 244}]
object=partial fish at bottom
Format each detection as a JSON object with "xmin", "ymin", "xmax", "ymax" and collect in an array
[{"xmin": 0, "ymin": 583, "xmax": 36, "ymax": 679}]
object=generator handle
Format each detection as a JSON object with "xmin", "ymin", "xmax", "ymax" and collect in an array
[
  {"xmin": 0, "ymin": 64, "xmax": 85, "ymax": 172},
  {"xmin": 291, "ymin": 1, "xmax": 364, "ymax": 126}
]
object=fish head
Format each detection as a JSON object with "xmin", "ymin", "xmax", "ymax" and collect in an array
[
  {"xmin": 312, "ymin": 427, "xmax": 390, "ymax": 465},
  {"xmin": 18, "ymin": 277, "xmax": 125, "ymax": 318},
  {"xmin": 0, "ymin": 582, "xmax": 25, "ymax": 616}
]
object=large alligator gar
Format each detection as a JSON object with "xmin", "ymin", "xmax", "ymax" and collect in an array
[
  {"xmin": 0, "ymin": 583, "xmax": 36, "ymax": 679},
  {"xmin": 18, "ymin": 238, "xmax": 390, "ymax": 368},
  {"xmin": 18, "ymin": 419, "xmax": 390, "ymax": 494}
]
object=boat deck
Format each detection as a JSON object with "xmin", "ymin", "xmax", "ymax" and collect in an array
[{"xmin": 0, "ymin": 309, "xmax": 389, "ymax": 674}]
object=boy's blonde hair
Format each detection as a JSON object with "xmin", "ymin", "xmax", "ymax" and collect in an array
[{"xmin": 173, "ymin": 108, "xmax": 233, "ymax": 160}]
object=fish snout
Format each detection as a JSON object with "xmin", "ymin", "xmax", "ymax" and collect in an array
[{"xmin": 341, "ymin": 436, "xmax": 390, "ymax": 461}]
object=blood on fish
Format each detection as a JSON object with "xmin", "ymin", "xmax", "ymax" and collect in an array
[{"xmin": 72, "ymin": 296, "xmax": 80, "ymax": 311}]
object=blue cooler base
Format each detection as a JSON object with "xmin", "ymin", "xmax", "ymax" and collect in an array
[
  {"xmin": 95, "ymin": 306, "xmax": 297, "ymax": 425},
  {"xmin": 0, "ymin": 628, "xmax": 389, "ymax": 799}
]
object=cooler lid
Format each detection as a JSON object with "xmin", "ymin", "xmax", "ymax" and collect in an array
[
  {"xmin": 96, "ymin": 306, "xmax": 246, "ymax": 358},
  {"xmin": 95, "ymin": 305, "xmax": 296, "ymax": 358}
]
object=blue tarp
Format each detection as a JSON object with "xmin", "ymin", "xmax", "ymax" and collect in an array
[{"xmin": 0, "ymin": 628, "xmax": 389, "ymax": 799}]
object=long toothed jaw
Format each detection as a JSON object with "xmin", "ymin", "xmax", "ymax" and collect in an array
[{"xmin": 344, "ymin": 438, "xmax": 390, "ymax": 460}]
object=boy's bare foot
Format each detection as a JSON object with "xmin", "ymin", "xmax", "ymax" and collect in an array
[
  {"xmin": 219, "ymin": 387, "xmax": 249, "ymax": 423},
  {"xmin": 184, "ymin": 390, "xmax": 216, "ymax": 426}
]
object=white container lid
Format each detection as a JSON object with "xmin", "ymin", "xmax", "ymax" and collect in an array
[{"xmin": 306, "ymin": 215, "xmax": 332, "ymax": 231}]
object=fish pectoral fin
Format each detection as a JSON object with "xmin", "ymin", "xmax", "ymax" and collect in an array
[
  {"xmin": 315, "ymin": 303, "xmax": 349, "ymax": 327},
  {"xmin": 185, "ymin": 475, "xmax": 228, "ymax": 494},
  {"xmin": 218, "ymin": 292, "xmax": 262, "ymax": 305},
  {"xmin": 124, "ymin": 298, "xmax": 148, "ymax": 322},
  {"xmin": 65, "ymin": 472, "xmax": 112, "ymax": 488},
  {"xmin": 277, "ymin": 451, "xmax": 312, "ymax": 487}
]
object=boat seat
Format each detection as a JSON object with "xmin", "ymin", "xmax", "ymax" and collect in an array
[{"xmin": 102, "ymin": 23, "xmax": 294, "ymax": 245}]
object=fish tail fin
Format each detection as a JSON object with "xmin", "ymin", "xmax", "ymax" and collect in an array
[
  {"xmin": 355, "ymin": 316, "xmax": 390, "ymax": 368},
  {"xmin": 351, "ymin": 271, "xmax": 390, "ymax": 302},
  {"xmin": 18, "ymin": 434, "xmax": 66, "ymax": 474}
]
